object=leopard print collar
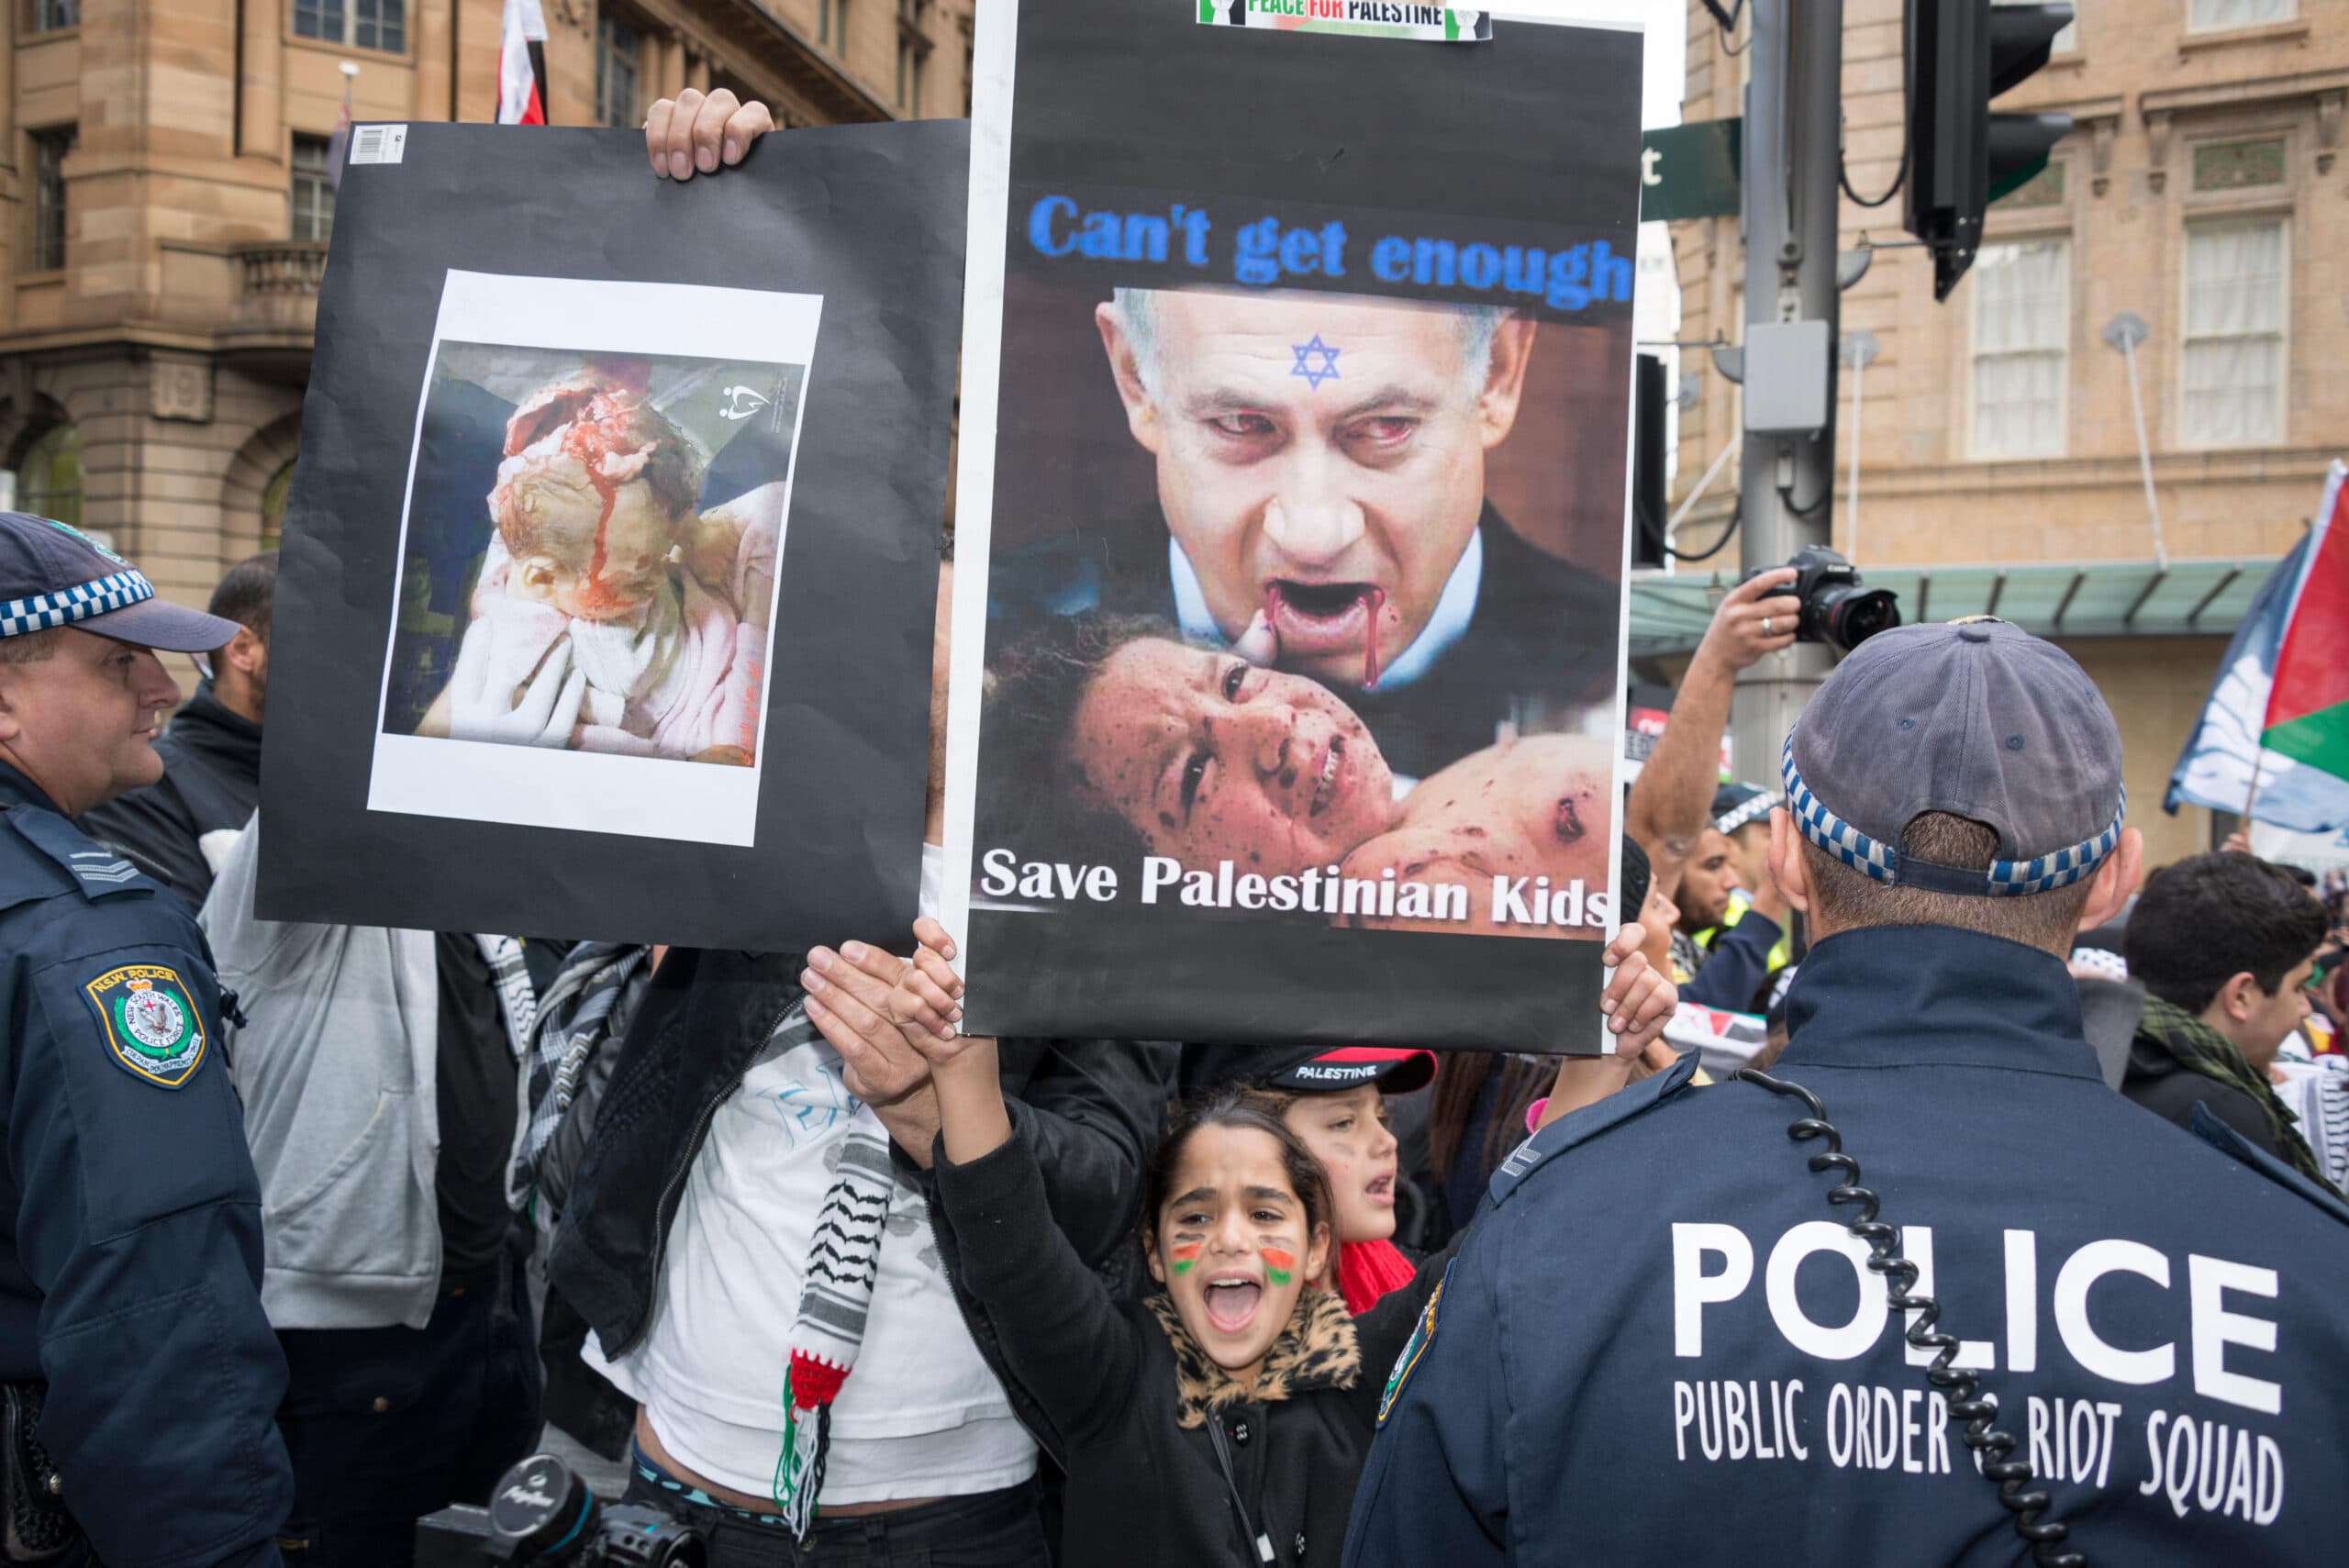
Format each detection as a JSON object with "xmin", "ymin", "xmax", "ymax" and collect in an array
[{"xmin": 1147, "ymin": 1286, "xmax": 1362, "ymax": 1429}]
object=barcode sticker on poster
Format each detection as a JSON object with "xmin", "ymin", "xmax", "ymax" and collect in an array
[{"xmin": 351, "ymin": 125, "xmax": 408, "ymax": 166}]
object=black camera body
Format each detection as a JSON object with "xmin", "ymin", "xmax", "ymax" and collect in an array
[
  {"xmin": 1742, "ymin": 545, "xmax": 1899, "ymax": 653},
  {"xmin": 416, "ymin": 1456, "xmax": 704, "ymax": 1568}
]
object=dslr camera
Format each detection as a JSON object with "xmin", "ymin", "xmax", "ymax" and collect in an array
[
  {"xmin": 416, "ymin": 1455, "xmax": 704, "ymax": 1568},
  {"xmin": 1742, "ymin": 545, "xmax": 1899, "ymax": 654}
]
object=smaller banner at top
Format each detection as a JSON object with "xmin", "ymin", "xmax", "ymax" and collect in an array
[{"xmin": 1197, "ymin": 0, "xmax": 1490, "ymax": 42}]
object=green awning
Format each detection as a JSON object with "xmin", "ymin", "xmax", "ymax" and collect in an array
[{"xmin": 1629, "ymin": 557, "xmax": 2277, "ymax": 659}]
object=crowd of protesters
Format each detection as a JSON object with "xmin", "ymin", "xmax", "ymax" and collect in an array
[{"xmin": 4, "ymin": 87, "xmax": 2346, "ymax": 1568}]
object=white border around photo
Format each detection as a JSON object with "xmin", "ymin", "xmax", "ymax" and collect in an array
[{"xmin": 365, "ymin": 269, "xmax": 822, "ymax": 848}]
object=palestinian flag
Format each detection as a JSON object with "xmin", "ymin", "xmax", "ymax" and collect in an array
[
  {"xmin": 496, "ymin": 0, "xmax": 549, "ymax": 125},
  {"xmin": 2262, "ymin": 465, "xmax": 2349, "ymax": 779}
]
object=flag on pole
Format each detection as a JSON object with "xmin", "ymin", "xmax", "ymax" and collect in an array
[
  {"xmin": 497, "ymin": 0, "xmax": 550, "ymax": 126},
  {"xmin": 327, "ymin": 65, "xmax": 355, "ymax": 190},
  {"xmin": 2166, "ymin": 462, "xmax": 2349, "ymax": 832},
  {"xmin": 2262, "ymin": 462, "xmax": 2349, "ymax": 778},
  {"xmin": 326, "ymin": 101, "xmax": 351, "ymax": 190}
]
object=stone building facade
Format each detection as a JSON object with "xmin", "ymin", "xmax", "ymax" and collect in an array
[
  {"xmin": 0, "ymin": 0, "xmax": 967, "ymax": 625},
  {"xmin": 1669, "ymin": 0, "xmax": 2348, "ymax": 862}
]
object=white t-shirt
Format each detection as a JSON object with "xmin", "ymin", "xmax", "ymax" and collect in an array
[{"xmin": 584, "ymin": 844, "xmax": 1037, "ymax": 1502}]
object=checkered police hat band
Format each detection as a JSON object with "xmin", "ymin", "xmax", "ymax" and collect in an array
[
  {"xmin": 0, "ymin": 569, "xmax": 156, "ymax": 639},
  {"xmin": 1780, "ymin": 733, "xmax": 2124, "ymax": 897},
  {"xmin": 1714, "ymin": 791, "xmax": 1779, "ymax": 837}
]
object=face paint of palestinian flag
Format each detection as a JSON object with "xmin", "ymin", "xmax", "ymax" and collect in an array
[
  {"xmin": 1262, "ymin": 1247, "xmax": 1297, "ymax": 1287},
  {"xmin": 1171, "ymin": 1241, "xmax": 1203, "ymax": 1275}
]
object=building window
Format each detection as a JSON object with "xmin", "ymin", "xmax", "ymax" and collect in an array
[
  {"xmin": 596, "ymin": 12, "xmax": 640, "ymax": 128},
  {"xmin": 17, "ymin": 424, "xmax": 83, "ymax": 535},
  {"xmin": 29, "ymin": 128, "xmax": 73, "ymax": 273},
  {"xmin": 2192, "ymin": 137, "xmax": 2286, "ymax": 192},
  {"xmin": 1968, "ymin": 239, "xmax": 2068, "ymax": 459},
  {"xmin": 291, "ymin": 134, "xmax": 337, "ymax": 242},
  {"xmin": 896, "ymin": 39, "xmax": 923, "ymax": 114},
  {"xmin": 2188, "ymin": 0, "xmax": 2293, "ymax": 29},
  {"xmin": 262, "ymin": 461, "xmax": 296, "ymax": 550},
  {"xmin": 818, "ymin": 0, "xmax": 849, "ymax": 51},
  {"xmin": 294, "ymin": 0, "xmax": 405, "ymax": 54},
  {"xmin": 27, "ymin": 0, "xmax": 78, "ymax": 31},
  {"xmin": 1993, "ymin": 0, "xmax": 2076, "ymax": 53},
  {"xmin": 2181, "ymin": 218, "xmax": 2287, "ymax": 448}
]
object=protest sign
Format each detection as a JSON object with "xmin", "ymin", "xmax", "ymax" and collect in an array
[
  {"xmin": 261, "ymin": 121, "xmax": 966, "ymax": 951},
  {"xmin": 943, "ymin": 0, "xmax": 1642, "ymax": 1050}
]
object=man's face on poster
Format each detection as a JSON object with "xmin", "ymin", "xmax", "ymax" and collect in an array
[{"xmin": 1098, "ymin": 289, "xmax": 1534, "ymax": 690}]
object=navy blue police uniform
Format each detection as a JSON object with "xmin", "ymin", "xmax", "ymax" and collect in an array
[
  {"xmin": 1345, "ymin": 928, "xmax": 2349, "ymax": 1565},
  {"xmin": 0, "ymin": 508, "xmax": 293, "ymax": 1567},
  {"xmin": 0, "ymin": 762, "xmax": 294, "ymax": 1566},
  {"xmin": 1345, "ymin": 617, "xmax": 2349, "ymax": 1566}
]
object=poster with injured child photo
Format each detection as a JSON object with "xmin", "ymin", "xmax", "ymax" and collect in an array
[
  {"xmin": 261, "ymin": 122, "xmax": 966, "ymax": 951},
  {"xmin": 943, "ymin": 0, "xmax": 1642, "ymax": 1050}
]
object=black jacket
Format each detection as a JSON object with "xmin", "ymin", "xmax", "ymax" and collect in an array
[
  {"xmin": 931, "ymin": 1129, "xmax": 1448, "ymax": 1568},
  {"xmin": 542, "ymin": 945, "xmax": 1173, "ymax": 1445},
  {"xmin": 2121, "ymin": 1030, "xmax": 2288, "ymax": 1161},
  {"xmin": 81, "ymin": 682, "xmax": 261, "ymax": 912},
  {"xmin": 991, "ymin": 504, "xmax": 1619, "ymax": 780}
]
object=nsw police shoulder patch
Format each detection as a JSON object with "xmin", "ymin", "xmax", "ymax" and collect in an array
[
  {"xmin": 82, "ymin": 963, "xmax": 206, "ymax": 1088},
  {"xmin": 1377, "ymin": 1261, "xmax": 1450, "ymax": 1428}
]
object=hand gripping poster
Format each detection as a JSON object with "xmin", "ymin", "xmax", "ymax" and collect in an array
[
  {"xmin": 261, "ymin": 121, "xmax": 966, "ymax": 951},
  {"xmin": 943, "ymin": 1, "xmax": 1642, "ymax": 1049}
]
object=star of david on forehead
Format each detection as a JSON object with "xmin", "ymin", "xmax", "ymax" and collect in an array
[{"xmin": 1291, "ymin": 334, "xmax": 1341, "ymax": 390}]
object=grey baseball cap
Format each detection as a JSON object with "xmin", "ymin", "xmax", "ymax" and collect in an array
[
  {"xmin": 0, "ymin": 512, "xmax": 241, "ymax": 653},
  {"xmin": 1783, "ymin": 617, "xmax": 2124, "ymax": 897}
]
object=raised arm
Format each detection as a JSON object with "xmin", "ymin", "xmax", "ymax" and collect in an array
[
  {"xmin": 1532, "ymin": 921, "xmax": 1681, "ymax": 1130},
  {"xmin": 917, "ymin": 1028, "xmax": 1148, "ymax": 1456},
  {"xmin": 805, "ymin": 942, "xmax": 1163, "ymax": 1266},
  {"xmin": 1624, "ymin": 568, "xmax": 1798, "ymax": 896}
]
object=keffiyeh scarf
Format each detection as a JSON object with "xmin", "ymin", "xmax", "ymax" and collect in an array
[
  {"xmin": 774, "ymin": 1097, "xmax": 895, "ymax": 1536},
  {"xmin": 507, "ymin": 941, "xmax": 648, "ymax": 1206},
  {"xmin": 2136, "ymin": 994, "xmax": 2335, "ymax": 1190}
]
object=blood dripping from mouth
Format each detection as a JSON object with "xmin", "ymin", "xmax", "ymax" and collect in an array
[{"xmin": 1261, "ymin": 583, "xmax": 1390, "ymax": 691}]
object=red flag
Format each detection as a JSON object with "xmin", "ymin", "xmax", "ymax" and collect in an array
[
  {"xmin": 2262, "ymin": 463, "xmax": 2349, "ymax": 781},
  {"xmin": 497, "ymin": 0, "xmax": 549, "ymax": 126}
]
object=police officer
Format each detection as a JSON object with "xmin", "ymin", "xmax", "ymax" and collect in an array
[
  {"xmin": 0, "ymin": 514, "xmax": 294, "ymax": 1562},
  {"xmin": 1345, "ymin": 619, "xmax": 2349, "ymax": 1565}
]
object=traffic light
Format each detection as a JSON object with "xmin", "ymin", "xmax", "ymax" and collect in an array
[{"xmin": 1903, "ymin": 0, "xmax": 2074, "ymax": 300}]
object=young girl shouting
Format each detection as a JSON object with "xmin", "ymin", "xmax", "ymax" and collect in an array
[{"xmin": 876, "ymin": 918, "xmax": 1676, "ymax": 1568}]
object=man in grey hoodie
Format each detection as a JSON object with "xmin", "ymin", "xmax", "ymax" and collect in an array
[{"xmin": 201, "ymin": 824, "xmax": 542, "ymax": 1568}]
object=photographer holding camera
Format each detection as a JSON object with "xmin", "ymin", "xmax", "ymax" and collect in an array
[
  {"xmin": 1627, "ymin": 550, "xmax": 1899, "ymax": 1007},
  {"xmin": 1625, "ymin": 567, "xmax": 1798, "ymax": 990}
]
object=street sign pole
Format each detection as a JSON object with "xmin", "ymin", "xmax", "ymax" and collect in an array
[{"xmin": 1731, "ymin": 0, "xmax": 1842, "ymax": 784}]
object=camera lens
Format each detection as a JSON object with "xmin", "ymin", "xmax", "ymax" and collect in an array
[
  {"xmin": 1820, "ymin": 586, "xmax": 1900, "ymax": 652},
  {"xmin": 487, "ymin": 1455, "xmax": 595, "ymax": 1561}
]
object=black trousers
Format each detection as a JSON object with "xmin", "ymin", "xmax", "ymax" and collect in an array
[
  {"xmin": 274, "ymin": 1273, "xmax": 542, "ymax": 1568},
  {"xmin": 621, "ymin": 1453, "xmax": 1051, "ymax": 1568}
]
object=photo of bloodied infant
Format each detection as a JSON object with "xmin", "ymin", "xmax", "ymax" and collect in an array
[
  {"xmin": 382, "ymin": 346, "xmax": 806, "ymax": 767},
  {"xmin": 975, "ymin": 282, "xmax": 1629, "ymax": 939}
]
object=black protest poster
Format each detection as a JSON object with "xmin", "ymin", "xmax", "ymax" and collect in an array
[
  {"xmin": 261, "ymin": 120, "xmax": 966, "ymax": 953},
  {"xmin": 944, "ymin": 1, "xmax": 1641, "ymax": 1051}
]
